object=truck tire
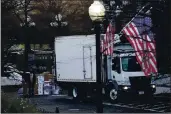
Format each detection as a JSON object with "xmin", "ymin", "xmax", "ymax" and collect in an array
[
  {"xmin": 105, "ymin": 80, "xmax": 119, "ymax": 103},
  {"xmin": 72, "ymin": 87, "xmax": 79, "ymax": 100},
  {"xmin": 72, "ymin": 86, "xmax": 87, "ymax": 101},
  {"xmin": 108, "ymin": 87, "xmax": 118, "ymax": 103}
]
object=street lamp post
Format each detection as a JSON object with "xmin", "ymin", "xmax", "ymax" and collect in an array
[{"xmin": 89, "ymin": 0, "xmax": 105, "ymax": 113}]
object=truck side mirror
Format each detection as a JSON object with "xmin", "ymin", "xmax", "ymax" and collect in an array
[
  {"xmin": 116, "ymin": 66, "xmax": 121, "ymax": 74},
  {"xmin": 112, "ymin": 64, "xmax": 115, "ymax": 70},
  {"xmin": 112, "ymin": 57, "xmax": 121, "ymax": 74}
]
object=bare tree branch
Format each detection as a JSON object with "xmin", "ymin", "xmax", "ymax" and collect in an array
[{"xmin": 13, "ymin": 11, "xmax": 24, "ymax": 23}]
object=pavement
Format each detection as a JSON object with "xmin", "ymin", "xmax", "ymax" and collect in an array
[
  {"xmin": 29, "ymin": 93, "xmax": 171, "ymax": 113},
  {"xmin": 28, "ymin": 83, "xmax": 171, "ymax": 113},
  {"xmin": 2, "ymin": 85, "xmax": 170, "ymax": 113},
  {"xmin": 2, "ymin": 75, "xmax": 171, "ymax": 113}
]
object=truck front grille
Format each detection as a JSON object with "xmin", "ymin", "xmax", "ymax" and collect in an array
[{"xmin": 129, "ymin": 76, "xmax": 152, "ymax": 91}]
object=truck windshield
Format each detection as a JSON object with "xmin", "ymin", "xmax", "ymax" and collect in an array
[{"xmin": 121, "ymin": 56, "xmax": 142, "ymax": 72}]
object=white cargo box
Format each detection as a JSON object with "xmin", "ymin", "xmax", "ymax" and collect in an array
[{"xmin": 55, "ymin": 35, "xmax": 97, "ymax": 82}]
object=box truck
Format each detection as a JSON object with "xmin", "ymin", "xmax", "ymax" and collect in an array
[{"xmin": 54, "ymin": 35, "xmax": 156, "ymax": 102}]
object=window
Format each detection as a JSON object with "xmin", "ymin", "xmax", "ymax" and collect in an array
[
  {"xmin": 121, "ymin": 56, "xmax": 142, "ymax": 72},
  {"xmin": 112, "ymin": 57, "xmax": 121, "ymax": 73}
]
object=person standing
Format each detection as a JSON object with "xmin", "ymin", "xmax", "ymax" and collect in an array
[
  {"xmin": 30, "ymin": 66, "xmax": 36, "ymax": 96},
  {"xmin": 22, "ymin": 72, "xmax": 31, "ymax": 97},
  {"xmin": 32, "ymin": 70, "xmax": 36, "ymax": 96}
]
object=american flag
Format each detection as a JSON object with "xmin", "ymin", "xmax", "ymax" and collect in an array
[
  {"xmin": 122, "ymin": 15, "xmax": 158, "ymax": 76},
  {"xmin": 101, "ymin": 23, "xmax": 115, "ymax": 55}
]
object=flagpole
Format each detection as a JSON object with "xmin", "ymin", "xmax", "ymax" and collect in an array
[
  {"xmin": 118, "ymin": 3, "xmax": 150, "ymax": 36},
  {"xmin": 102, "ymin": 3, "xmax": 150, "ymax": 54}
]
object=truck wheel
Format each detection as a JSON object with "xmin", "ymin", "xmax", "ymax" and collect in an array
[
  {"xmin": 72, "ymin": 87, "xmax": 79, "ymax": 100},
  {"xmin": 72, "ymin": 87, "xmax": 87, "ymax": 101},
  {"xmin": 109, "ymin": 88, "xmax": 118, "ymax": 102},
  {"xmin": 105, "ymin": 81, "xmax": 119, "ymax": 103}
]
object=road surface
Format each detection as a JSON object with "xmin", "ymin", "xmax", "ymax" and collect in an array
[{"xmin": 30, "ymin": 94, "xmax": 171, "ymax": 113}]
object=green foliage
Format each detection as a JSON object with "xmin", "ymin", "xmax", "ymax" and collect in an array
[{"xmin": 1, "ymin": 91, "xmax": 39, "ymax": 113}]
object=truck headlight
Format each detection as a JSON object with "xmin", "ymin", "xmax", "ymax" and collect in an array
[
  {"xmin": 151, "ymin": 85, "xmax": 156, "ymax": 88},
  {"xmin": 123, "ymin": 86, "xmax": 128, "ymax": 90}
]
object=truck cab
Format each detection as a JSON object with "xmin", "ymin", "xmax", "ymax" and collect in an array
[{"xmin": 106, "ymin": 43, "xmax": 156, "ymax": 102}]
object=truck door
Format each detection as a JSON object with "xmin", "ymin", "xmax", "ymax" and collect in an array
[
  {"xmin": 107, "ymin": 55, "xmax": 112, "ymax": 80},
  {"xmin": 112, "ymin": 57, "xmax": 121, "ymax": 80},
  {"xmin": 83, "ymin": 45, "xmax": 94, "ymax": 79}
]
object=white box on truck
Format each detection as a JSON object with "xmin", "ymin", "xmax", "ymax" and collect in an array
[{"xmin": 55, "ymin": 35, "xmax": 96, "ymax": 82}]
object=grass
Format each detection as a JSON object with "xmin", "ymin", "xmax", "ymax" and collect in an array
[{"xmin": 1, "ymin": 90, "xmax": 40, "ymax": 113}]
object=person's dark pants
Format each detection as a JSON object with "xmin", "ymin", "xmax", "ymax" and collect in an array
[
  {"xmin": 28, "ymin": 80, "xmax": 32, "ymax": 96},
  {"xmin": 31, "ymin": 74, "xmax": 36, "ymax": 96},
  {"xmin": 23, "ymin": 72, "xmax": 32, "ymax": 97}
]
